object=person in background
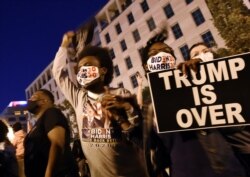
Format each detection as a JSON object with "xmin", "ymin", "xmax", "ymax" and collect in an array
[
  {"xmin": 12, "ymin": 122, "xmax": 26, "ymax": 177},
  {"xmin": 0, "ymin": 119, "xmax": 18, "ymax": 177},
  {"xmin": 52, "ymin": 31, "xmax": 149, "ymax": 177},
  {"xmin": 140, "ymin": 31, "xmax": 247, "ymax": 177},
  {"xmin": 183, "ymin": 42, "xmax": 250, "ymax": 177},
  {"xmin": 24, "ymin": 89, "xmax": 79, "ymax": 177}
]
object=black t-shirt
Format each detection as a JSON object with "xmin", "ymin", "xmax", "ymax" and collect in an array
[{"xmin": 24, "ymin": 107, "xmax": 78, "ymax": 177}]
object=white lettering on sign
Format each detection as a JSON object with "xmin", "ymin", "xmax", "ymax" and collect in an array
[
  {"xmin": 159, "ymin": 58, "xmax": 245, "ymax": 90},
  {"xmin": 176, "ymin": 103, "xmax": 246, "ymax": 128}
]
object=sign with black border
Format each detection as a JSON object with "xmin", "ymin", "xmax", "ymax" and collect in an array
[{"xmin": 147, "ymin": 52, "xmax": 250, "ymax": 133}]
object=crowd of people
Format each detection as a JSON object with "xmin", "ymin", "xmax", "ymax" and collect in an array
[{"xmin": 0, "ymin": 26, "xmax": 249, "ymax": 177}]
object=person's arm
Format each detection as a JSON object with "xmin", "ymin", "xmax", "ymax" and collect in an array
[
  {"xmin": 52, "ymin": 31, "xmax": 80, "ymax": 107},
  {"xmin": 176, "ymin": 58, "xmax": 202, "ymax": 78},
  {"xmin": 102, "ymin": 89, "xmax": 144, "ymax": 146},
  {"xmin": 45, "ymin": 126, "xmax": 65, "ymax": 177},
  {"xmin": 136, "ymin": 72, "xmax": 143, "ymax": 109}
]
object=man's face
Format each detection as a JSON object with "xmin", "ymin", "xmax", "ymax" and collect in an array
[
  {"xmin": 144, "ymin": 42, "xmax": 176, "ymax": 73},
  {"xmin": 27, "ymin": 91, "xmax": 47, "ymax": 114},
  {"xmin": 29, "ymin": 91, "xmax": 45, "ymax": 102},
  {"xmin": 77, "ymin": 56, "xmax": 106, "ymax": 89}
]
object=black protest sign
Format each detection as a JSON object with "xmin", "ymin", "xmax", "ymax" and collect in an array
[{"xmin": 147, "ymin": 52, "xmax": 250, "ymax": 133}]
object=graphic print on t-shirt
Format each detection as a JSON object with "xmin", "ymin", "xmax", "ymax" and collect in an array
[{"xmin": 81, "ymin": 99, "xmax": 121, "ymax": 144}]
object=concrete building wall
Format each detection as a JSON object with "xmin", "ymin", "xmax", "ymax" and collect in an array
[
  {"xmin": 95, "ymin": 0, "xmax": 226, "ymax": 93},
  {"xmin": 26, "ymin": 0, "xmax": 227, "ymax": 104}
]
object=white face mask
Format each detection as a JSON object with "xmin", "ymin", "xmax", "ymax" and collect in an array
[
  {"xmin": 77, "ymin": 66, "xmax": 100, "ymax": 87},
  {"xmin": 147, "ymin": 52, "xmax": 176, "ymax": 72},
  {"xmin": 193, "ymin": 52, "xmax": 214, "ymax": 62}
]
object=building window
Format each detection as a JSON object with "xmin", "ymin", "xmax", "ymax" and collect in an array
[
  {"xmin": 125, "ymin": 56, "xmax": 133, "ymax": 69},
  {"xmin": 192, "ymin": 9, "xmax": 205, "ymax": 26},
  {"xmin": 54, "ymin": 80, "xmax": 57, "ymax": 87},
  {"xmin": 140, "ymin": 0, "xmax": 149, "ymax": 13},
  {"xmin": 130, "ymin": 74, "xmax": 138, "ymax": 88},
  {"xmin": 105, "ymin": 33, "xmax": 111, "ymax": 44},
  {"xmin": 117, "ymin": 82, "xmax": 124, "ymax": 88},
  {"xmin": 42, "ymin": 75, "xmax": 46, "ymax": 85},
  {"xmin": 171, "ymin": 23, "xmax": 183, "ymax": 39},
  {"xmin": 163, "ymin": 4, "xmax": 174, "ymax": 19},
  {"xmin": 147, "ymin": 17, "xmax": 156, "ymax": 31},
  {"xmin": 185, "ymin": 0, "xmax": 193, "ymax": 4},
  {"xmin": 115, "ymin": 23, "xmax": 122, "ymax": 35},
  {"xmin": 179, "ymin": 44, "xmax": 189, "ymax": 61},
  {"xmin": 56, "ymin": 91, "xmax": 59, "ymax": 100},
  {"xmin": 47, "ymin": 70, "xmax": 51, "ymax": 80},
  {"xmin": 100, "ymin": 20, "xmax": 108, "ymax": 30},
  {"xmin": 109, "ymin": 48, "xmax": 116, "ymax": 59},
  {"xmin": 201, "ymin": 31, "xmax": 215, "ymax": 47},
  {"xmin": 114, "ymin": 65, "xmax": 120, "ymax": 77},
  {"xmin": 127, "ymin": 12, "xmax": 135, "ymax": 25},
  {"xmin": 132, "ymin": 29, "xmax": 141, "ymax": 42},
  {"xmin": 120, "ymin": 39, "xmax": 127, "ymax": 51},
  {"xmin": 138, "ymin": 47, "xmax": 144, "ymax": 61}
]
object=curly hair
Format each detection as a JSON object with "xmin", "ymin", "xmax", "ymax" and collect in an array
[
  {"xmin": 38, "ymin": 89, "xmax": 55, "ymax": 104},
  {"xmin": 141, "ymin": 31, "xmax": 175, "ymax": 66},
  {"xmin": 77, "ymin": 45, "xmax": 113, "ymax": 85}
]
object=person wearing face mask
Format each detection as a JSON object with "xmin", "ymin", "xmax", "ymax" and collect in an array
[
  {"xmin": 140, "ymin": 32, "xmax": 247, "ymax": 177},
  {"xmin": 52, "ymin": 31, "xmax": 149, "ymax": 177},
  {"xmin": 187, "ymin": 42, "xmax": 250, "ymax": 177},
  {"xmin": 189, "ymin": 42, "xmax": 214, "ymax": 62},
  {"xmin": 24, "ymin": 89, "xmax": 79, "ymax": 177}
]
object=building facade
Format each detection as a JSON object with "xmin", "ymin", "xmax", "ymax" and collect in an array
[
  {"xmin": 26, "ymin": 0, "xmax": 226, "ymax": 106},
  {"xmin": 0, "ymin": 101, "xmax": 28, "ymax": 132},
  {"xmin": 95, "ymin": 0, "xmax": 226, "ymax": 92}
]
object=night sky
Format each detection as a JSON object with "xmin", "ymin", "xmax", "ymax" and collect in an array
[{"xmin": 0, "ymin": 0, "xmax": 108, "ymax": 112}]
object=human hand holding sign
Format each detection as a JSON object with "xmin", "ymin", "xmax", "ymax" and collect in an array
[{"xmin": 177, "ymin": 58, "xmax": 202, "ymax": 79}]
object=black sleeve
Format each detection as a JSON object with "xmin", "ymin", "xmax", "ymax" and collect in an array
[{"xmin": 43, "ymin": 107, "xmax": 68, "ymax": 134}]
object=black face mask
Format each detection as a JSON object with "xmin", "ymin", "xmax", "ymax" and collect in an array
[{"xmin": 26, "ymin": 100, "xmax": 40, "ymax": 114}]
